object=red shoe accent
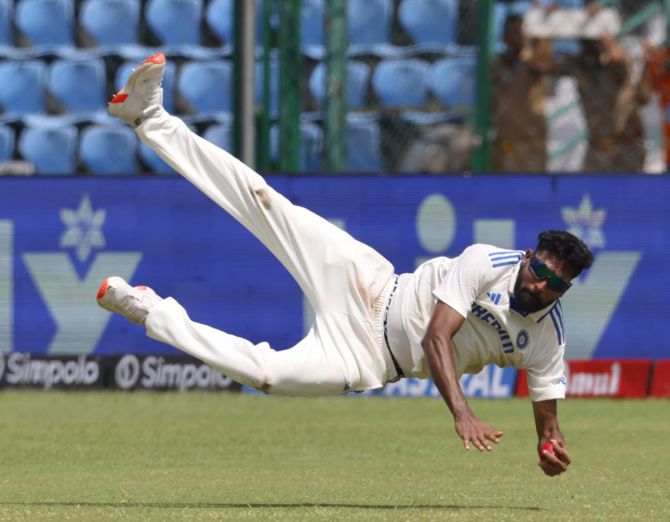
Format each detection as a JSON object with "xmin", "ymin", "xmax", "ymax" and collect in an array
[
  {"xmin": 97, "ymin": 279, "xmax": 110, "ymax": 299},
  {"xmin": 144, "ymin": 52, "xmax": 166, "ymax": 65},
  {"xmin": 110, "ymin": 93, "xmax": 128, "ymax": 104}
]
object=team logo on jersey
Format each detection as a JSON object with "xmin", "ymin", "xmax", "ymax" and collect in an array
[{"xmin": 516, "ymin": 330, "xmax": 529, "ymax": 349}]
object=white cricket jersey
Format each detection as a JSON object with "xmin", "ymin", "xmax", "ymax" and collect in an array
[{"xmin": 385, "ymin": 244, "xmax": 567, "ymax": 402}]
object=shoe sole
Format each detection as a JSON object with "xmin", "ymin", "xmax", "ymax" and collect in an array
[
  {"xmin": 97, "ymin": 278, "xmax": 110, "ymax": 300},
  {"xmin": 108, "ymin": 52, "xmax": 166, "ymax": 116}
]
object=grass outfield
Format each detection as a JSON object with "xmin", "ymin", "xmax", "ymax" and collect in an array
[{"xmin": 0, "ymin": 393, "xmax": 667, "ymax": 521}]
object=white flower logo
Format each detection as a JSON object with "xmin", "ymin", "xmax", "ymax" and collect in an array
[
  {"xmin": 59, "ymin": 195, "xmax": 106, "ymax": 262},
  {"xmin": 561, "ymin": 194, "xmax": 606, "ymax": 249}
]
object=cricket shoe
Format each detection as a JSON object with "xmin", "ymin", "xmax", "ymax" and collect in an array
[
  {"xmin": 96, "ymin": 276, "xmax": 162, "ymax": 326},
  {"xmin": 108, "ymin": 52, "xmax": 166, "ymax": 127}
]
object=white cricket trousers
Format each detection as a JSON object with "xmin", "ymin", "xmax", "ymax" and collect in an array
[{"xmin": 136, "ymin": 109, "xmax": 396, "ymax": 396}]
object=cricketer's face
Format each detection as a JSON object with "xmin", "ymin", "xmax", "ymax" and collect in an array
[{"xmin": 512, "ymin": 250, "xmax": 575, "ymax": 313}]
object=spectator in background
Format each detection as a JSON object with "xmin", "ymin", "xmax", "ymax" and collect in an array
[
  {"xmin": 638, "ymin": 42, "xmax": 670, "ymax": 171},
  {"xmin": 491, "ymin": 14, "xmax": 552, "ymax": 172},
  {"xmin": 557, "ymin": 1, "xmax": 646, "ymax": 172}
]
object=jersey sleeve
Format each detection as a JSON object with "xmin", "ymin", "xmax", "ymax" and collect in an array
[
  {"xmin": 527, "ymin": 339, "xmax": 567, "ymax": 402},
  {"xmin": 432, "ymin": 244, "xmax": 492, "ymax": 318}
]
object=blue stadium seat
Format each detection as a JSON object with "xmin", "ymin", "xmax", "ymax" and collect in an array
[
  {"xmin": 115, "ymin": 60, "xmax": 176, "ymax": 114},
  {"xmin": 47, "ymin": 58, "xmax": 107, "ymax": 115},
  {"xmin": 398, "ymin": 0, "xmax": 458, "ymax": 52},
  {"xmin": 346, "ymin": 114, "xmax": 381, "ymax": 172},
  {"xmin": 178, "ymin": 60, "xmax": 233, "ymax": 115},
  {"xmin": 429, "ymin": 56, "xmax": 476, "ymax": 111},
  {"xmin": 15, "ymin": 0, "xmax": 75, "ymax": 47},
  {"xmin": 371, "ymin": 59, "xmax": 430, "ymax": 109},
  {"xmin": 0, "ymin": 60, "xmax": 47, "ymax": 117},
  {"xmin": 301, "ymin": 0, "xmax": 324, "ymax": 56},
  {"xmin": 301, "ymin": 0, "xmax": 394, "ymax": 58},
  {"xmin": 0, "ymin": 125, "xmax": 14, "ymax": 161},
  {"xmin": 0, "ymin": 0, "xmax": 12, "ymax": 46},
  {"xmin": 19, "ymin": 125, "xmax": 78, "ymax": 174},
  {"xmin": 145, "ymin": 0, "xmax": 202, "ymax": 46},
  {"xmin": 348, "ymin": 0, "xmax": 392, "ymax": 49},
  {"xmin": 206, "ymin": 0, "xmax": 269, "ymax": 48},
  {"xmin": 79, "ymin": 125, "xmax": 138, "ymax": 174},
  {"xmin": 79, "ymin": 0, "xmax": 140, "ymax": 47},
  {"xmin": 309, "ymin": 61, "xmax": 370, "ymax": 109},
  {"xmin": 139, "ymin": 142, "xmax": 177, "ymax": 175}
]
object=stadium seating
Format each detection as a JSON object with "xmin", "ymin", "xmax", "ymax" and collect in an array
[
  {"xmin": 14, "ymin": 0, "xmax": 75, "ymax": 48},
  {"xmin": 79, "ymin": 0, "xmax": 140, "ymax": 48},
  {"xmin": 301, "ymin": 0, "xmax": 393, "ymax": 58},
  {"xmin": 0, "ymin": 125, "xmax": 14, "ymax": 161},
  {"xmin": 0, "ymin": 60, "xmax": 47, "ymax": 117},
  {"xmin": 371, "ymin": 58, "xmax": 430, "ymax": 109},
  {"xmin": 177, "ymin": 60, "xmax": 233, "ymax": 115},
  {"xmin": 429, "ymin": 55, "xmax": 476, "ymax": 111},
  {"xmin": 79, "ymin": 125, "xmax": 138, "ymax": 174},
  {"xmin": 347, "ymin": 0, "xmax": 393, "ymax": 51},
  {"xmin": 0, "ymin": 0, "xmax": 487, "ymax": 175},
  {"xmin": 397, "ymin": 0, "xmax": 458, "ymax": 52},
  {"xmin": 308, "ymin": 60, "xmax": 371, "ymax": 110},
  {"xmin": 0, "ymin": 0, "xmax": 12, "ymax": 46},
  {"xmin": 205, "ymin": 0, "xmax": 268, "ymax": 49},
  {"xmin": 18, "ymin": 125, "xmax": 78, "ymax": 174},
  {"xmin": 144, "ymin": 0, "xmax": 202, "ymax": 47},
  {"xmin": 300, "ymin": 0, "xmax": 324, "ymax": 57},
  {"xmin": 346, "ymin": 114, "xmax": 381, "ymax": 172},
  {"xmin": 47, "ymin": 58, "xmax": 107, "ymax": 115},
  {"xmin": 115, "ymin": 60, "xmax": 177, "ymax": 114}
]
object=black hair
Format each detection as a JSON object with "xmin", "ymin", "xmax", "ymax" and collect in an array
[
  {"xmin": 535, "ymin": 230, "xmax": 594, "ymax": 276},
  {"xmin": 504, "ymin": 13, "xmax": 523, "ymax": 32}
]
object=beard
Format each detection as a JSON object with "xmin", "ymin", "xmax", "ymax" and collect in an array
[{"xmin": 513, "ymin": 274, "xmax": 545, "ymax": 313}]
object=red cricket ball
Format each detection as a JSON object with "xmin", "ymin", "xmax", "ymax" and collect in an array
[{"xmin": 541, "ymin": 442, "xmax": 555, "ymax": 454}]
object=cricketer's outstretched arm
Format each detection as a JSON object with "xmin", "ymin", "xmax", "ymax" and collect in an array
[
  {"xmin": 422, "ymin": 301, "xmax": 504, "ymax": 452},
  {"xmin": 533, "ymin": 399, "xmax": 571, "ymax": 476}
]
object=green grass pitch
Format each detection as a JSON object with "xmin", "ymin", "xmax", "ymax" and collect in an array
[{"xmin": 0, "ymin": 391, "xmax": 667, "ymax": 521}]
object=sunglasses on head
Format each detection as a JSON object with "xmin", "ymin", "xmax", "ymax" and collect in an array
[{"xmin": 528, "ymin": 256, "xmax": 572, "ymax": 292}]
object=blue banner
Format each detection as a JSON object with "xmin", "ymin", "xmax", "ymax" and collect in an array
[
  {"xmin": 1, "ymin": 175, "xmax": 668, "ymax": 360},
  {"xmin": 243, "ymin": 365, "xmax": 518, "ymax": 399},
  {"xmin": 357, "ymin": 365, "xmax": 518, "ymax": 398}
]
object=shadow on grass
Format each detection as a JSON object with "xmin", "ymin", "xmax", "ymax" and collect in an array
[{"xmin": 0, "ymin": 501, "xmax": 542, "ymax": 511}]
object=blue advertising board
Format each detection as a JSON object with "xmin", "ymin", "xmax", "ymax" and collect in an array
[{"xmin": 0, "ymin": 175, "xmax": 668, "ymax": 362}]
